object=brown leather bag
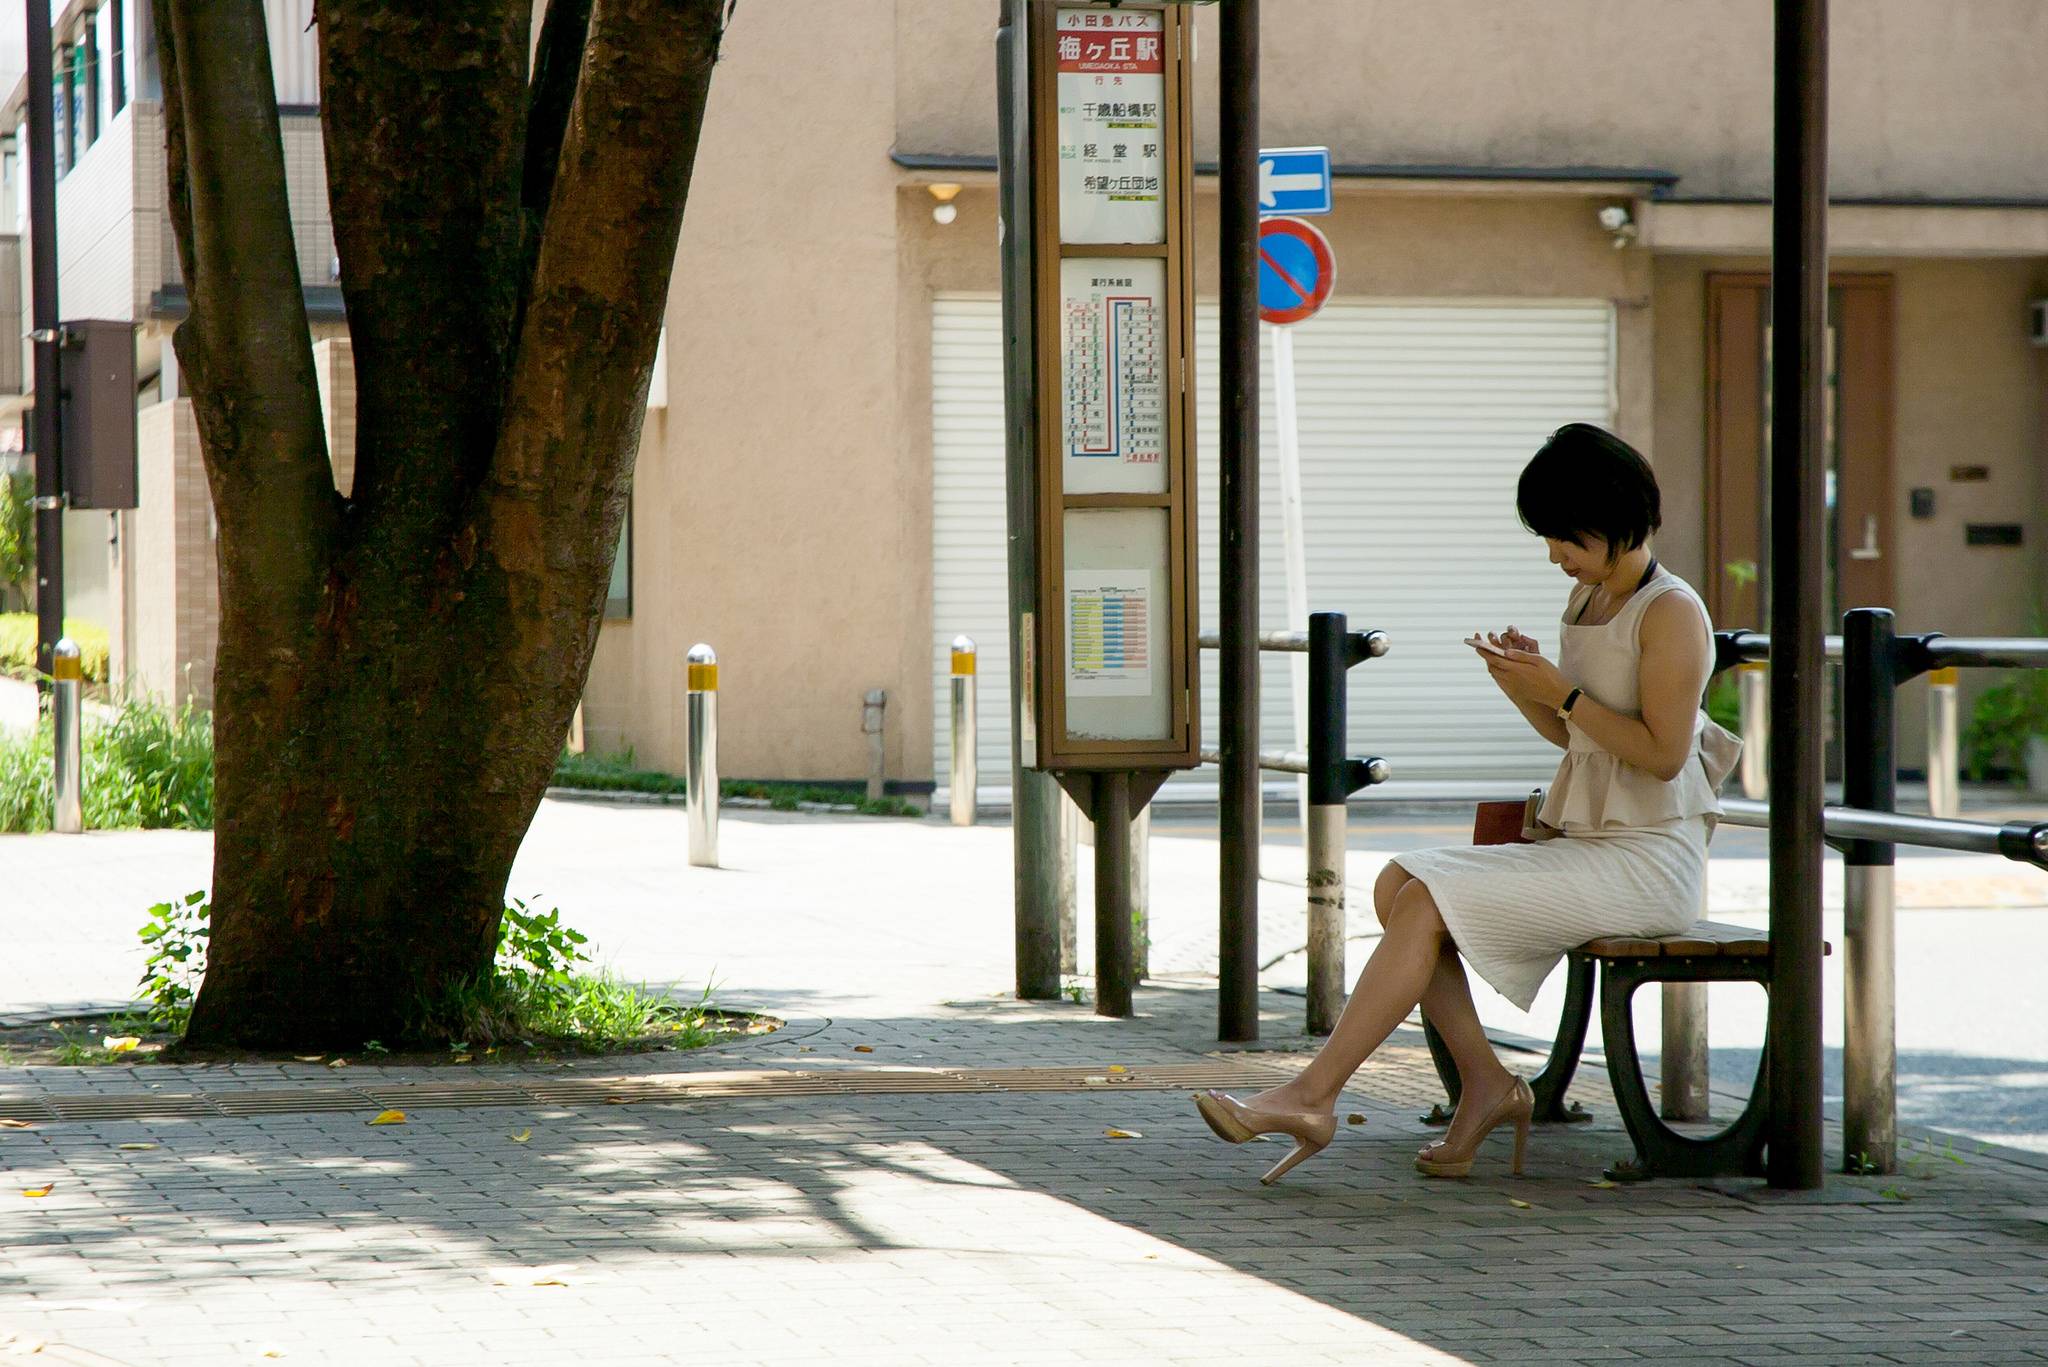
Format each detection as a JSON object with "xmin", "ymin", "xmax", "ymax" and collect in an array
[{"xmin": 1472, "ymin": 797, "xmax": 1537, "ymax": 847}]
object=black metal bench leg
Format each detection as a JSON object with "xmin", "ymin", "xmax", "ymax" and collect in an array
[
  {"xmin": 1531, "ymin": 957, "xmax": 1595, "ymax": 1125},
  {"xmin": 1422, "ymin": 956, "xmax": 1595, "ymax": 1127},
  {"xmin": 1599, "ymin": 960, "xmax": 1773, "ymax": 1181}
]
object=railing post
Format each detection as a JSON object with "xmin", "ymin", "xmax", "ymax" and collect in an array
[
  {"xmin": 52, "ymin": 636, "xmax": 82, "ymax": 834},
  {"xmin": 1925, "ymin": 665, "xmax": 1960, "ymax": 818},
  {"xmin": 1841, "ymin": 607, "xmax": 1898, "ymax": 1174},
  {"xmin": 685, "ymin": 643, "xmax": 719, "ymax": 869},
  {"xmin": 1738, "ymin": 662, "xmax": 1769, "ymax": 799},
  {"xmin": 1305, "ymin": 613, "xmax": 1349, "ymax": 1035},
  {"xmin": 949, "ymin": 636, "xmax": 978, "ymax": 826}
]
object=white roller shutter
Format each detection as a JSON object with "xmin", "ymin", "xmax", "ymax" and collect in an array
[{"xmin": 933, "ymin": 295, "xmax": 1617, "ymax": 798}]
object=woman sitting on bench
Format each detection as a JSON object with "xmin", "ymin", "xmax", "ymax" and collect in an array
[{"xmin": 1196, "ymin": 423, "xmax": 1739, "ymax": 1185}]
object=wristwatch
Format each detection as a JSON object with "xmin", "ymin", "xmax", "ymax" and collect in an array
[{"xmin": 1556, "ymin": 687, "xmax": 1584, "ymax": 721}]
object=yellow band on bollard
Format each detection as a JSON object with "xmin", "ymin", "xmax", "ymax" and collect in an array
[
  {"xmin": 1928, "ymin": 666, "xmax": 1959, "ymax": 687},
  {"xmin": 1738, "ymin": 661, "xmax": 1766, "ymax": 674},
  {"xmin": 951, "ymin": 650, "xmax": 976, "ymax": 677},
  {"xmin": 52, "ymin": 654, "xmax": 82, "ymax": 682},
  {"xmin": 687, "ymin": 663, "xmax": 718, "ymax": 692}
]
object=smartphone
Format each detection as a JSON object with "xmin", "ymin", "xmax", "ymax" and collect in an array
[{"xmin": 1464, "ymin": 634, "xmax": 1507, "ymax": 657}]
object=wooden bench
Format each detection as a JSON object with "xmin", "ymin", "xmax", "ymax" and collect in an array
[{"xmin": 1420, "ymin": 802, "xmax": 1831, "ymax": 1181}]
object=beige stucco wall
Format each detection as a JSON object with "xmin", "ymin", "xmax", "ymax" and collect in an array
[
  {"xmin": 582, "ymin": 0, "xmax": 917, "ymax": 783},
  {"xmin": 129, "ymin": 399, "xmax": 215, "ymax": 707},
  {"xmin": 1652, "ymin": 254, "xmax": 2048, "ymax": 764},
  {"xmin": 899, "ymin": 1, "xmax": 2048, "ymax": 201}
]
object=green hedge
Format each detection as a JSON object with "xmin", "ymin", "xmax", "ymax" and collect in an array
[{"xmin": 0, "ymin": 614, "xmax": 110, "ymax": 682}]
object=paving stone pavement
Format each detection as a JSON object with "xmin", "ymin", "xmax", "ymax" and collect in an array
[{"xmin": 6, "ymin": 983, "xmax": 2048, "ymax": 1366}]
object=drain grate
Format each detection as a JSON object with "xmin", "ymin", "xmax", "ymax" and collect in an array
[{"xmin": 0, "ymin": 1059, "xmax": 1297, "ymax": 1128}]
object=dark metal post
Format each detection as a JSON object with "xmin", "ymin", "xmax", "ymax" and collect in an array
[
  {"xmin": 1766, "ymin": 0, "xmax": 1829, "ymax": 1191},
  {"xmin": 27, "ymin": 0, "xmax": 64, "ymax": 694},
  {"xmin": 1840, "ymin": 608, "xmax": 1897, "ymax": 1173},
  {"xmin": 1094, "ymin": 771, "xmax": 1134, "ymax": 1018},
  {"xmin": 1305, "ymin": 612, "xmax": 1348, "ymax": 1034},
  {"xmin": 1217, "ymin": 0, "xmax": 1260, "ymax": 1042},
  {"xmin": 997, "ymin": 0, "xmax": 1061, "ymax": 1000}
]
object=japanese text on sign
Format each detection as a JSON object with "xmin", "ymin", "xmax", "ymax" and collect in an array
[
  {"xmin": 1060, "ymin": 258, "xmax": 1165, "ymax": 493},
  {"xmin": 1056, "ymin": 7, "xmax": 1165, "ymax": 244},
  {"xmin": 1066, "ymin": 570, "xmax": 1155, "ymax": 698}
]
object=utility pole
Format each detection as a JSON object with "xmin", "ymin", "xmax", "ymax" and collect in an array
[{"xmin": 26, "ymin": 0, "xmax": 64, "ymax": 694}]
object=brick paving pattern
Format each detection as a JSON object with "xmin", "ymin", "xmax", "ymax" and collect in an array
[{"xmin": 6, "ymin": 985, "xmax": 2048, "ymax": 1366}]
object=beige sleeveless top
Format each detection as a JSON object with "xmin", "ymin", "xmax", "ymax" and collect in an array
[{"xmin": 1534, "ymin": 569, "xmax": 1742, "ymax": 834}]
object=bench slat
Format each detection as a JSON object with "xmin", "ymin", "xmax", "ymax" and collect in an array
[{"xmin": 1577, "ymin": 919, "xmax": 1831, "ymax": 959}]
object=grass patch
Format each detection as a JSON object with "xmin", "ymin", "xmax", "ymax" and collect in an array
[
  {"xmin": 0, "ymin": 614, "xmax": 110, "ymax": 682},
  {"xmin": 136, "ymin": 892, "xmax": 753, "ymax": 1056},
  {"xmin": 551, "ymin": 747, "xmax": 687, "ymax": 796},
  {"xmin": 0, "ymin": 695, "xmax": 214, "ymax": 832}
]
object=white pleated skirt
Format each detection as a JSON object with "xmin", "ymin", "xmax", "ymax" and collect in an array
[{"xmin": 1392, "ymin": 816, "xmax": 1710, "ymax": 1011}]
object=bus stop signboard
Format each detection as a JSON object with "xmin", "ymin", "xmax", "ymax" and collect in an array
[{"xmin": 1027, "ymin": 2, "xmax": 1198, "ymax": 791}]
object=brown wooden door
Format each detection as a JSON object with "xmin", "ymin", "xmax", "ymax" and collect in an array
[{"xmin": 1706, "ymin": 272, "xmax": 1896, "ymax": 629}]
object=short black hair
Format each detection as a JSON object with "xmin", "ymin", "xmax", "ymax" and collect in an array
[{"xmin": 1516, "ymin": 423, "xmax": 1661, "ymax": 556}]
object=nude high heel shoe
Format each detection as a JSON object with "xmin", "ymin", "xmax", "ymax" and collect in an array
[
  {"xmin": 1194, "ymin": 1091, "xmax": 1341, "ymax": 1186},
  {"xmin": 1414, "ymin": 1077, "xmax": 1533, "ymax": 1179}
]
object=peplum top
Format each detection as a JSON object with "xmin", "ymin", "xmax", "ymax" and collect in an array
[{"xmin": 1533, "ymin": 570, "xmax": 1742, "ymax": 836}]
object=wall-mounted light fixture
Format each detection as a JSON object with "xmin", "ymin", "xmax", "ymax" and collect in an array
[
  {"xmin": 928, "ymin": 182, "xmax": 962, "ymax": 226},
  {"xmin": 1597, "ymin": 203, "xmax": 1638, "ymax": 250}
]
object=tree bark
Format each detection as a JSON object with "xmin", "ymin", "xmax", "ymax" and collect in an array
[{"xmin": 169, "ymin": 0, "xmax": 726, "ymax": 1049}]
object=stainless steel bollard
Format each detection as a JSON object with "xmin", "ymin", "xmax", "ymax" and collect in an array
[
  {"xmin": 1738, "ymin": 662, "xmax": 1768, "ymax": 799},
  {"xmin": 863, "ymin": 689, "xmax": 888, "ymax": 802},
  {"xmin": 1305, "ymin": 800, "xmax": 1347, "ymax": 1036},
  {"xmin": 949, "ymin": 636, "xmax": 977, "ymax": 826},
  {"xmin": 685, "ymin": 644, "xmax": 719, "ymax": 868},
  {"xmin": 52, "ymin": 637, "xmax": 82, "ymax": 834},
  {"xmin": 1843, "ymin": 863, "xmax": 1898, "ymax": 1171},
  {"xmin": 1926, "ymin": 666, "xmax": 1960, "ymax": 818}
]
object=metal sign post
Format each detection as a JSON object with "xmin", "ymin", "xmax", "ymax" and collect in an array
[
  {"xmin": 1257, "ymin": 213, "xmax": 1335, "ymax": 867},
  {"xmin": 1020, "ymin": 2, "xmax": 1200, "ymax": 1018}
]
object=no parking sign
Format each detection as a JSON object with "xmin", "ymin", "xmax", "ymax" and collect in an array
[{"xmin": 1258, "ymin": 216, "xmax": 1334, "ymax": 327}]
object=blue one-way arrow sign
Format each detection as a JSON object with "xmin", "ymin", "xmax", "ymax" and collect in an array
[{"xmin": 1258, "ymin": 146, "xmax": 1331, "ymax": 216}]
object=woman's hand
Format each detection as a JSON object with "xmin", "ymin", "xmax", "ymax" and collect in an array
[
  {"xmin": 1491, "ymin": 626, "xmax": 1540, "ymax": 655},
  {"xmin": 1484, "ymin": 646, "xmax": 1573, "ymax": 712}
]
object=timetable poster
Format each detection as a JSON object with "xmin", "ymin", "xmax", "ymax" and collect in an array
[
  {"xmin": 1066, "ymin": 569, "xmax": 1156, "ymax": 698},
  {"xmin": 1059, "ymin": 257, "xmax": 1167, "ymax": 493},
  {"xmin": 1055, "ymin": 7, "xmax": 1166, "ymax": 245}
]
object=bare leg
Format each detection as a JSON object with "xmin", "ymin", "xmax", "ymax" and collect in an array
[
  {"xmin": 1372, "ymin": 866, "xmax": 1505, "ymax": 1095},
  {"xmin": 1248, "ymin": 877, "xmax": 1451, "ymax": 1114}
]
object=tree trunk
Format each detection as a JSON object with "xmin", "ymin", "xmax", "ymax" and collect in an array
[{"xmin": 163, "ymin": 0, "xmax": 727, "ymax": 1049}]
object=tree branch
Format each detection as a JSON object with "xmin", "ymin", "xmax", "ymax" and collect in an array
[
  {"xmin": 524, "ymin": 0, "xmax": 594, "ymax": 227},
  {"xmin": 160, "ymin": 0, "xmax": 338, "ymax": 629},
  {"xmin": 154, "ymin": 12, "xmax": 197, "ymax": 307},
  {"xmin": 474, "ymin": 0, "xmax": 725, "ymax": 773},
  {"xmin": 316, "ymin": 1, "xmax": 530, "ymax": 526}
]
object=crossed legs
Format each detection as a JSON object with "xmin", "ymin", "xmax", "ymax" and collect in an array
[{"xmin": 1247, "ymin": 862, "xmax": 1519, "ymax": 1152}]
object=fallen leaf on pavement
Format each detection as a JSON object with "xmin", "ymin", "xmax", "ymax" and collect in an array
[
  {"xmin": 853, "ymin": 1045, "xmax": 875, "ymax": 1053},
  {"xmin": 1507, "ymin": 1197, "xmax": 1533, "ymax": 1209},
  {"xmin": 490, "ymin": 1264, "xmax": 571, "ymax": 1287},
  {"xmin": 1587, "ymin": 1179, "xmax": 1618, "ymax": 1189},
  {"xmin": 0, "ymin": 1119, "xmax": 33, "ymax": 1130},
  {"xmin": 102, "ymin": 1036, "xmax": 141, "ymax": 1053},
  {"xmin": 511, "ymin": 1130, "xmax": 532, "ymax": 1144},
  {"xmin": 259, "ymin": 1348, "xmax": 285, "ymax": 1359},
  {"xmin": 1107, "ymin": 1065, "xmax": 1127, "ymax": 1073},
  {"xmin": 453, "ymin": 1054, "xmax": 473, "ymax": 1063},
  {"xmin": 117, "ymin": 1143, "xmax": 157, "ymax": 1152},
  {"xmin": 367, "ymin": 1110, "xmax": 406, "ymax": 1126},
  {"xmin": 1347, "ymin": 1113, "xmax": 1367, "ymax": 1126},
  {"xmin": 294, "ymin": 1055, "xmax": 324, "ymax": 1063},
  {"xmin": 327, "ymin": 1058, "xmax": 349, "ymax": 1069},
  {"xmin": 22, "ymin": 1184, "xmax": 53, "ymax": 1198},
  {"xmin": 1104, "ymin": 1128, "xmax": 1142, "ymax": 1140}
]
